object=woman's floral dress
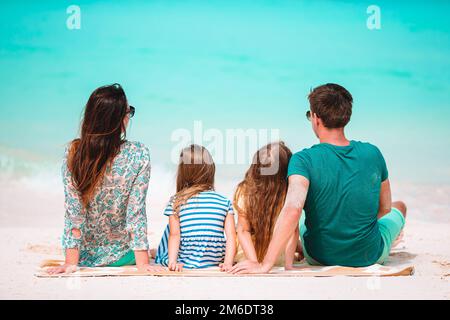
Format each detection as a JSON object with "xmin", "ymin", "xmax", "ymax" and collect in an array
[{"xmin": 61, "ymin": 141, "xmax": 151, "ymax": 267}]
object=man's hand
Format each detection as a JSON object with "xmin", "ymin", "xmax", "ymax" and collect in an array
[
  {"xmin": 228, "ymin": 260, "xmax": 271, "ymax": 275},
  {"xmin": 47, "ymin": 264, "xmax": 78, "ymax": 275},
  {"xmin": 137, "ymin": 264, "xmax": 166, "ymax": 273}
]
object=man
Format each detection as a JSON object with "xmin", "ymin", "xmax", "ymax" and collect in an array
[{"xmin": 230, "ymin": 83, "xmax": 406, "ymax": 273}]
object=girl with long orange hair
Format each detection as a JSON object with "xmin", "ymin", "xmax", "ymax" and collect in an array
[
  {"xmin": 47, "ymin": 84, "xmax": 162, "ymax": 274},
  {"xmin": 234, "ymin": 141, "xmax": 301, "ymax": 269},
  {"xmin": 155, "ymin": 144, "xmax": 236, "ymax": 271}
]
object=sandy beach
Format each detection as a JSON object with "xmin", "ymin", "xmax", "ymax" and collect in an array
[{"xmin": 0, "ymin": 179, "xmax": 449, "ymax": 300}]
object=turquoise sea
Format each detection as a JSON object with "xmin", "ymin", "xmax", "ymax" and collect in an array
[{"xmin": 1, "ymin": 0, "xmax": 449, "ymax": 186}]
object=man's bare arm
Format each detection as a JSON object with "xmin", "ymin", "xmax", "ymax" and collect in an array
[
  {"xmin": 378, "ymin": 179, "xmax": 392, "ymax": 219},
  {"xmin": 259, "ymin": 175, "xmax": 309, "ymax": 271}
]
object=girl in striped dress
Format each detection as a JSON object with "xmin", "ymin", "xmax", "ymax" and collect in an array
[{"xmin": 155, "ymin": 145, "xmax": 236, "ymax": 271}]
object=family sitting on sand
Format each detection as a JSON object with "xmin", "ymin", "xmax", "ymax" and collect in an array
[{"xmin": 47, "ymin": 83, "xmax": 407, "ymax": 275}]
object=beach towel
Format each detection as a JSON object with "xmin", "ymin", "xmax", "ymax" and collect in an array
[{"xmin": 36, "ymin": 259, "xmax": 414, "ymax": 278}]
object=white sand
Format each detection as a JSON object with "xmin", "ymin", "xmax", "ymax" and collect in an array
[{"xmin": 0, "ymin": 180, "xmax": 449, "ymax": 300}]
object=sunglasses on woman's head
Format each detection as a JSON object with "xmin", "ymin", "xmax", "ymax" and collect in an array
[
  {"xmin": 128, "ymin": 106, "xmax": 135, "ymax": 118},
  {"xmin": 306, "ymin": 110, "xmax": 311, "ymax": 121}
]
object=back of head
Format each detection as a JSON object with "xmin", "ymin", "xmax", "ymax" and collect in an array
[
  {"xmin": 173, "ymin": 144, "xmax": 216, "ymax": 214},
  {"xmin": 68, "ymin": 83, "xmax": 128, "ymax": 206},
  {"xmin": 234, "ymin": 141, "xmax": 292, "ymax": 262},
  {"xmin": 308, "ymin": 83, "xmax": 353, "ymax": 128}
]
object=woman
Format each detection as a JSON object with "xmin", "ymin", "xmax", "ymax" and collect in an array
[
  {"xmin": 48, "ymin": 83, "xmax": 162, "ymax": 274},
  {"xmin": 233, "ymin": 141, "xmax": 301, "ymax": 269}
]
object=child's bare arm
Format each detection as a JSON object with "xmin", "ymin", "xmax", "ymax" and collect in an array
[
  {"xmin": 284, "ymin": 223, "xmax": 299, "ymax": 270},
  {"xmin": 237, "ymin": 214, "xmax": 258, "ymax": 262},
  {"xmin": 168, "ymin": 215, "xmax": 183, "ymax": 271},
  {"xmin": 221, "ymin": 214, "xmax": 237, "ymax": 271}
]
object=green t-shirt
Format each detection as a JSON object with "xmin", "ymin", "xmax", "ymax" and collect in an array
[{"xmin": 288, "ymin": 140, "xmax": 388, "ymax": 267}]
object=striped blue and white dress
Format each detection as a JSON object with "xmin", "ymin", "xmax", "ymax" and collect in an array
[{"xmin": 155, "ymin": 191, "xmax": 234, "ymax": 269}]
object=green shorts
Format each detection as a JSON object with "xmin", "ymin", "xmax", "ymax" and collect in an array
[
  {"xmin": 299, "ymin": 207, "xmax": 405, "ymax": 265},
  {"xmin": 376, "ymin": 207, "xmax": 406, "ymax": 264},
  {"xmin": 107, "ymin": 250, "xmax": 136, "ymax": 267}
]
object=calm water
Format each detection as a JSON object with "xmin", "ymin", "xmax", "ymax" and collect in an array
[{"xmin": 0, "ymin": 0, "xmax": 449, "ymax": 185}]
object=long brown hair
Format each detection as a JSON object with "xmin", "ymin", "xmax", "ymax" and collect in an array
[
  {"xmin": 172, "ymin": 144, "xmax": 215, "ymax": 215},
  {"xmin": 68, "ymin": 83, "xmax": 129, "ymax": 206},
  {"xmin": 233, "ymin": 141, "xmax": 292, "ymax": 262}
]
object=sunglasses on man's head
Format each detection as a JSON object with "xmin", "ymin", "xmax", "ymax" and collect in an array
[
  {"xmin": 306, "ymin": 110, "xmax": 311, "ymax": 121},
  {"xmin": 128, "ymin": 106, "xmax": 135, "ymax": 118}
]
